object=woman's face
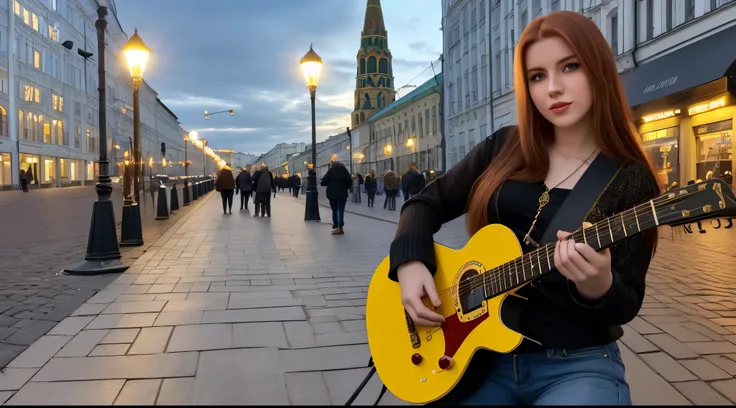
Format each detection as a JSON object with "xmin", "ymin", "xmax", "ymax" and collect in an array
[{"xmin": 525, "ymin": 36, "xmax": 592, "ymax": 130}]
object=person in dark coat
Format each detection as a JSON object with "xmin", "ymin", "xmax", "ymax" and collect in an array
[
  {"xmin": 401, "ymin": 162, "xmax": 425, "ymax": 199},
  {"xmin": 251, "ymin": 164, "xmax": 274, "ymax": 217},
  {"xmin": 291, "ymin": 174, "xmax": 301, "ymax": 198},
  {"xmin": 321, "ymin": 155, "xmax": 352, "ymax": 235},
  {"xmin": 364, "ymin": 170, "xmax": 377, "ymax": 207},
  {"xmin": 235, "ymin": 167, "xmax": 253, "ymax": 211},
  {"xmin": 215, "ymin": 163, "xmax": 236, "ymax": 214}
]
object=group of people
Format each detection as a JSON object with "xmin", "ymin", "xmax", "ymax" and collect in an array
[
  {"xmin": 273, "ymin": 174, "xmax": 302, "ymax": 198},
  {"xmin": 214, "ymin": 163, "xmax": 275, "ymax": 217}
]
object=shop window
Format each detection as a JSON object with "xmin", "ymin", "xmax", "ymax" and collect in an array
[
  {"xmin": 42, "ymin": 157, "xmax": 55, "ymax": 183},
  {"xmin": 641, "ymin": 127, "xmax": 680, "ymax": 192},
  {"xmin": 0, "ymin": 153, "xmax": 11, "ymax": 187},
  {"xmin": 0, "ymin": 106, "xmax": 6, "ymax": 136},
  {"xmin": 695, "ymin": 120, "xmax": 732, "ymax": 182},
  {"xmin": 20, "ymin": 154, "xmax": 39, "ymax": 186}
]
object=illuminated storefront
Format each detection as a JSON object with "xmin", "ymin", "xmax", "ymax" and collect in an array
[
  {"xmin": 0, "ymin": 153, "xmax": 11, "ymax": 189},
  {"xmin": 620, "ymin": 24, "xmax": 735, "ymax": 191}
]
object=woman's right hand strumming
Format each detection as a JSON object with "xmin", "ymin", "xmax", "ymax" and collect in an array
[{"xmin": 397, "ymin": 261, "xmax": 446, "ymax": 327}]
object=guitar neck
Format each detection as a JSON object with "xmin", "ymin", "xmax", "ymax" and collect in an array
[{"xmin": 482, "ymin": 200, "xmax": 660, "ymax": 298}]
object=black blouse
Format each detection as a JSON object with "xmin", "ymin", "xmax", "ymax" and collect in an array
[{"xmin": 388, "ymin": 125, "xmax": 660, "ymax": 351}]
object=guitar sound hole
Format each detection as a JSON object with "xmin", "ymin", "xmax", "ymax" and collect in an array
[{"xmin": 459, "ymin": 269, "xmax": 484, "ymax": 314}]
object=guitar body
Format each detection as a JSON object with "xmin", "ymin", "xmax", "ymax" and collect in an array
[{"xmin": 366, "ymin": 224, "xmax": 527, "ymax": 405}]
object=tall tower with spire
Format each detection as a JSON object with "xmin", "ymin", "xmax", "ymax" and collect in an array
[{"xmin": 352, "ymin": 0, "xmax": 395, "ymax": 128}]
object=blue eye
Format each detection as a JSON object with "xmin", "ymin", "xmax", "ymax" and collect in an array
[
  {"xmin": 529, "ymin": 73, "xmax": 545, "ymax": 82},
  {"xmin": 564, "ymin": 63, "xmax": 580, "ymax": 72}
]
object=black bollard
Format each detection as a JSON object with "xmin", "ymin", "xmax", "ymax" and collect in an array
[
  {"xmin": 183, "ymin": 178, "xmax": 190, "ymax": 206},
  {"xmin": 192, "ymin": 181, "xmax": 199, "ymax": 200},
  {"xmin": 155, "ymin": 183, "xmax": 169, "ymax": 220},
  {"xmin": 170, "ymin": 180, "xmax": 180, "ymax": 212}
]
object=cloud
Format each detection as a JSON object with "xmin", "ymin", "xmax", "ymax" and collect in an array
[
  {"xmin": 161, "ymin": 94, "xmax": 243, "ymax": 109},
  {"xmin": 115, "ymin": 0, "xmax": 441, "ymax": 156}
]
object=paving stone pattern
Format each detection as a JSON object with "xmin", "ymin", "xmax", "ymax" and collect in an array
[
  {"xmin": 1, "ymin": 189, "xmax": 735, "ymax": 405},
  {"xmin": 0, "ymin": 184, "xmax": 204, "ymax": 370}
]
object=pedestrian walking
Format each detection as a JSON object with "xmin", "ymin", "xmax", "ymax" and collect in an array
[
  {"xmin": 321, "ymin": 155, "xmax": 352, "ymax": 235},
  {"xmin": 382, "ymin": 169, "xmax": 399, "ymax": 210},
  {"xmin": 252, "ymin": 164, "xmax": 273, "ymax": 217},
  {"xmin": 235, "ymin": 167, "xmax": 253, "ymax": 211},
  {"xmin": 364, "ymin": 170, "xmax": 377, "ymax": 207},
  {"xmin": 19, "ymin": 169, "xmax": 29, "ymax": 192},
  {"xmin": 215, "ymin": 163, "xmax": 236, "ymax": 214}
]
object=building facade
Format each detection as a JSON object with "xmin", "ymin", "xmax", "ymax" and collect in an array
[
  {"xmin": 442, "ymin": 0, "xmax": 735, "ymax": 191},
  {"xmin": 0, "ymin": 0, "xmax": 210, "ymax": 190},
  {"xmin": 251, "ymin": 141, "xmax": 307, "ymax": 175},
  {"xmin": 351, "ymin": 0, "xmax": 396, "ymax": 128},
  {"xmin": 369, "ymin": 72, "xmax": 443, "ymax": 175}
]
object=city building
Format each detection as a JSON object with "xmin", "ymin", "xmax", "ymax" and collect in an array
[
  {"xmin": 252, "ymin": 142, "xmax": 307, "ymax": 175},
  {"xmin": 351, "ymin": 0, "xmax": 396, "ymax": 127},
  {"xmin": 369, "ymin": 72, "xmax": 443, "ymax": 175},
  {"xmin": 0, "ymin": 0, "xmax": 212, "ymax": 190},
  {"xmin": 442, "ymin": 0, "xmax": 735, "ymax": 190}
]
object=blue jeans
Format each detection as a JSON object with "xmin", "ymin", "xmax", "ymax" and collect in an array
[
  {"xmin": 329, "ymin": 199, "xmax": 347, "ymax": 228},
  {"xmin": 458, "ymin": 342, "xmax": 630, "ymax": 405}
]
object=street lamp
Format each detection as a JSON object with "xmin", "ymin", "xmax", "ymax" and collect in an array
[
  {"xmin": 63, "ymin": 5, "xmax": 127, "ymax": 274},
  {"xmin": 122, "ymin": 28, "xmax": 150, "ymax": 204},
  {"xmin": 118, "ymin": 28, "xmax": 150, "ymax": 247},
  {"xmin": 204, "ymin": 109, "xmax": 236, "ymax": 120},
  {"xmin": 300, "ymin": 44, "xmax": 322, "ymax": 221}
]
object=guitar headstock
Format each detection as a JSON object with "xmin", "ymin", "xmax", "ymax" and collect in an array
[{"xmin": 654, "ymin": 179, "xmax": 736, "ymax": 227}]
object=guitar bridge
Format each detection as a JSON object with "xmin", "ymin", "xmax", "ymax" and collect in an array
[{"xmin": 405, "ymin": 310, "xmax": 421, "ymax": 349}]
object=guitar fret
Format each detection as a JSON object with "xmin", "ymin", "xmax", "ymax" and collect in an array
[
  {"xmin": 582, "ymin": 223, "xmax": 588, "ymax": 245},
  {"xmin": 514, "ymin": 261, "xmax": 520, "ymax": 285},
  {"xmin": 634, "ymin": 206, "xmax": 641, "ymax": 231},
  {"xmin": 595, "ymin": 223, "xmax": 601, "ymax": 249},
  {"xmin": 607, "ymin": 217, "xmax": 613, "ymax": 243},
  {"xmin": 537, "ymin": 252, "xmax": 543, "ymax": 274},
  {"xmin": 546, "ymin": 247, "xmax": 552, "ymax": 271},
  {"xmin": 649, "ymin": 199, "xmax": 660, "ymax": 226},
  {"xmin": 620, "ymin": 213, "xmax": 627, "ymax": 237},
  {"xmin": 482, "ymin": 272, "xmax": 487, "ymax": 298}
]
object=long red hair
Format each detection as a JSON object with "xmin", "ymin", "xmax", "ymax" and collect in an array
[{"xmin": 466, "ymin": 11, "xmax": 656, "ymax": 235}]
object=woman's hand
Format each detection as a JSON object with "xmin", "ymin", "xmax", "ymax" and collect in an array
[
  {"xmin": 397, "ymin": 261, "xmax": 445, "ymax": 327},
  {"xmin": 554, "ymin": 222, "xmax": 613, "ymax": 302}
]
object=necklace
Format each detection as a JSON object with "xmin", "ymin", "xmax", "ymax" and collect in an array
[{"xmin": 522, "ymin": 148, "xmax": 599, "ymax": 248}]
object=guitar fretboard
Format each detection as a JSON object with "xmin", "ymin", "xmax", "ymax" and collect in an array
[{"xmin": 469, "ymin": 200, "xmax": 660, "ymax": 300}]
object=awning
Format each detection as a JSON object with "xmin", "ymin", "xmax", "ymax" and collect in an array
[{"xmin": 620, "ymin": 23, "xmax": 736, "ymax": 108}]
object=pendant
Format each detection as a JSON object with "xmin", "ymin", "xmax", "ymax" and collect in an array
[{"xmin": 539, "ymin": 190, "xmax": 550, "ymax": 207}]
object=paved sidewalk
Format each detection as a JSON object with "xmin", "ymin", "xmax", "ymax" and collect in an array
[
  {"xmin": 0, "ymin": 184, "xmax": 205, "ymax": 370},
  {"xmin": 0, "ymin": 192, "xmax": 405, "ymax": 405}
]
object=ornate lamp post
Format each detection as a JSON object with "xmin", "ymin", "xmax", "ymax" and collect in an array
[
  {"xmin": 119, "ymin": 28, "xmax": 149, "ymax": 247},
  {"xmin": 122, "ymin": 28, "xmax": 150, "ymax": 204},
  {"xmin": 63, "ymin": 5, "xmax": 127, "ymax": 274},
  {"xmin": 300, "ymin": 44, "xmax": 323, "ymax": 221}
]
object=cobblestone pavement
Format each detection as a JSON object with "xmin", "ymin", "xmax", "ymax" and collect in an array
[
  {"xmin": 0, "ymin": 189, "xmax": 734, "ymax": 405},
  {"xmin": 0, "ymin": 183, "xmax": 206, "ymax": 370}
]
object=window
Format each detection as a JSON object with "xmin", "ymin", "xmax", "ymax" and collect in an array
[
  {"xmin": 48, "ymin": 25, "xmax": 58, "ymax": 41},
  {"xmin": 609, "ymin": 11, "xmax": 619, "ymax": 55},
  {"xmin": 641, "ymin": 127, "xmax": 680, "ymax": 192},
  {"xmin": 645, "ymin": 0, "xmax": 653, "ymax": 41},
  {"xmin": 14, "ymin": 1, "xmax": 20, "ymax": 15},
  {"xmin": 52, "ymin": 94, "xmax": 63, "ymax": 112},
  {"xmin": 23, "ymin": 85, "xmax": 41, "ymax": 103},
  {"xmin": 665, "ymin": 0, "xmax": 673, "ymax": 31},
  {"xmin": 32, "ymin": 13, "xmax": 38, "ymax": 31},
  {"xmin": 685, "ymin": 0, "xmax": 695, "ymax": 21},
  {"xmin": 0, "ymin": 106, "xmax": 7, "ymax": 136},
  {"xmin": 551, "ymin": 0, "xmax": 560, "ymax": 11},
  {"xmin": 33, "ymin": 50, "xmax": 41, "ymax": 69},
  {"xmin": 23, "ymin": 9, "xmax": 29, "ymax": 25}
]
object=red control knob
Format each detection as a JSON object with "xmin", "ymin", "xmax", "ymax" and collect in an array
[
  {"xmin": 411, "ymin": 353, "xmax": 423, "ymax": 365},
  {"xmin": 438, "ymin": 356, "xmax": 453, "ymax": 370}
]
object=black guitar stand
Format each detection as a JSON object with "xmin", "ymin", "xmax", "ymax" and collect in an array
[{"xmin": 344, "ymin": 357, "xmax": 388, "ymax": 406}]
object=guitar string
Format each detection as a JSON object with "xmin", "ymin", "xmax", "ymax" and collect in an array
[
  {"xmin": 450, "ymin": 189, "xmax": 691, "ymax": 296},
  {"xmin": 438, "ymin": 193, "xmax": 697, "ymax": 301},
  {"xmin": 449, "ymin": 201, "xmax": 703, "ymax": 301}
]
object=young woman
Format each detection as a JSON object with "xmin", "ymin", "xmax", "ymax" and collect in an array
[{"xmin": 389, "ymin": 11, "xmax": 660, "ymax": 406}]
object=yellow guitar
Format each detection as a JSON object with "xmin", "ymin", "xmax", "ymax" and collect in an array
[{"xmin": 365, "ymin": 178, "xmax": 736, "ymax": 404}]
